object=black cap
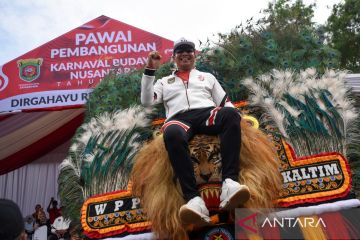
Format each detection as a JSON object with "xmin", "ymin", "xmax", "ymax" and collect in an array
[
  {"xmin": 173, "ymin": 37, "xmax": 195, "ymax": 54},
  {"xmin": 0, "ymin": 199, "xmax": 24, "ymax": 240}
]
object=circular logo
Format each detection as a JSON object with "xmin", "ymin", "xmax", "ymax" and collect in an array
[
  {"xmin": 204, "ymin": 227, "xmax": 233, "ymax": 240},
  {"xmin": 167, "ymin": 77, "xmax": 175, "ymax": 84}
]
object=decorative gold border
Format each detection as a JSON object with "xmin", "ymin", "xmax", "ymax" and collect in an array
[
  {"xmin": 278, "ymin": 140, "xmax": 352, "ymax": 205},
  {"xmin": 81, "ymin": 181, "xmax": 151, "ymax": 238}
]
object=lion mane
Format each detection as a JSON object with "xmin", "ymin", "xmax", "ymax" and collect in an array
[{"xmin": 131, "ymin": 119, "xmax": 282, "ymax": 239}]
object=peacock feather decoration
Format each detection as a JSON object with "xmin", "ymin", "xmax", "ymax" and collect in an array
[
  {"xmin": 196, "ymin": 22, "xmax": 340, "ymax": 102},
  {"xmin": 84, "ymin": 63, "xmax": 173, "ymax": 122},
  {"xmin": 84, "ymin": 70, "xmax": 143, "ymax": 121},
  {"xmin": 242, "ymin": 68, "xmax": 360, "ymax": 195},
  {"xmin": 58, "ymin": 107, "xmax": 152, "ymax": 224}
]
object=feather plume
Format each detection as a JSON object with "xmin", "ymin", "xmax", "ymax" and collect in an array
[
  {"xmin": 58, "ymin": 106, "xmax": 152, "ymax": 224},
  {"xmin": 243, "ymin": 68, "xmax": 360, "ymax": 197},
  {"xmin": 243, "ymin": 68, "xmax": 360, "ymax": 158}
]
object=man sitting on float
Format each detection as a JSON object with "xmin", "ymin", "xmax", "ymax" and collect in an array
[{"xmin": 141, "ymin": 38, "xmax": 250, "ymax": 225}]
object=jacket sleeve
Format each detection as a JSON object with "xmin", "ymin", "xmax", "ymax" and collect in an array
[
  {"xmin": 141, "ymin": 74, "xmax": 163, "ymax": 106},
  {"xmin": 211, "ymin": 75, "xmax": 234, "ymax": 108}
]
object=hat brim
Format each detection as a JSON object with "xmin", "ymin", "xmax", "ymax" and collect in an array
[{"xmin": 173, "ymin": 44, "xmax": 195, "ymax": 54}]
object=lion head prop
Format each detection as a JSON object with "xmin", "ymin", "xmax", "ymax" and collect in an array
[{"xmin": 131, "ymin": 118, "xmax": 282, "ymax": 239}]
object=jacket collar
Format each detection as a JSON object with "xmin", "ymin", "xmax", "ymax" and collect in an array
[{"xmin": 173, "ymin": 68, "xmax": 198, "ymax": 77}]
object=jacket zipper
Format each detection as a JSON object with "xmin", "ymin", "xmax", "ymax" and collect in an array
[{"xmin": 182, "ymin": 80, "xmax": 190, "ymax": 109}]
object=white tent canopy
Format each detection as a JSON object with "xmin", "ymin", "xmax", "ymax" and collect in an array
[{"xmin": 0, "ymin": 108, "xmax": 83, "ymax": 216}]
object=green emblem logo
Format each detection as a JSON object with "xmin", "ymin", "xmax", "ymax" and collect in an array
[
  {"xmin": 17, "ymin": 58, "xmax": 43, "ymax": 82},
  {"xmin": 167, "ymin": 77, "xmax": 175, "ymax": 84}
]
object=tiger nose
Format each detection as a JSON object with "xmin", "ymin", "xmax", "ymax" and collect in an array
[{"xmin": 200, "ymin": 173, "xmax": 212, "ymax": 182}]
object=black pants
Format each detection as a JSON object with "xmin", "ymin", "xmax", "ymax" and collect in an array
[{"xmin": 163, "ymin": 107, "xmax": 241, "ymax": 201}]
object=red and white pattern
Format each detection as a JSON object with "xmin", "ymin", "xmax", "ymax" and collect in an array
[
  {"xmin": 206, "ymin": 107, "xmax": 221, "ymax": 126},
  {"xmin": 161, "ymin": 120, "xmax": 190, "ymax": 133}
]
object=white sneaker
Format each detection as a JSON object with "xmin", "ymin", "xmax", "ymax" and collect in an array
[
  {"xmin": 179, "ymin": 196, "xmax": 211, "ymax": 225},
  {"xmin": 219, "ymin": 178, "xmax": 250, "ymax": 210}
]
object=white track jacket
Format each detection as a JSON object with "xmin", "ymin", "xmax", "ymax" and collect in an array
[{"xmin": 141, "ymin": 69, "xmax": 233, "ymax": 120}]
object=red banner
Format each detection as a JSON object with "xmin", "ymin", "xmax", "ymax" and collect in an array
[{"xmin": 0, "ymin": 15, "xmax": 173, "ymax": 112}]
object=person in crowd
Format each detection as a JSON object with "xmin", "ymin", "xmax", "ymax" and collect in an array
[
  {"xmin": 34, "ymin": 207, "xmax": 48, "ymax": 228},
  {"xmin": 24, "ymin": 215, "xmax": 35, "ymax": 240},
  {"xmin": 32, "ymin": 207, "xmax": 49, "ymax": 240},
  {"xmin": 141, "ymin": 37, "xmax": 250, "ymax": 225},
  {"xmin": 0, "ymin": 199, "xmax": 27, "ymax": 240},
  {"xmin": 32, "ymin": 204, "xmax": 41, "ymax": 223},
  {"xmin": 47, "ymin": 197, "xmax": 61, "ymax": 224}
]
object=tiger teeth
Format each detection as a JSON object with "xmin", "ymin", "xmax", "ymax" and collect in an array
[
  {"xmin": 204, "ymin": 189, "xmax": 209, "ymax": 198},
  {"xmin": 215, "ymin": 189, "xmax": 220, "ymax": 198},
  {"xmin": 200, "ymin": 188, "xmax": 221, "ymax": 199}
]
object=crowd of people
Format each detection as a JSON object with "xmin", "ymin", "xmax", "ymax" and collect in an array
[
  {"xmin": 25, "ymin": 197, "xmax": 65, "ymax": 240},
  {"xmin": 0, "ymin": 198, "xmax": 78, "ymax": 240}
]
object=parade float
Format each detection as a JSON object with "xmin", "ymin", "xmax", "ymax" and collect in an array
[{"xmin": 58, "ymin": 26, "xmax": 360, "ymax": 239}]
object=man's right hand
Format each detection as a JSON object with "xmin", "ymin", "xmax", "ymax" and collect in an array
[{"xmin": 146, "ymin": 51, "xmax": 162, "ymax": 70}]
